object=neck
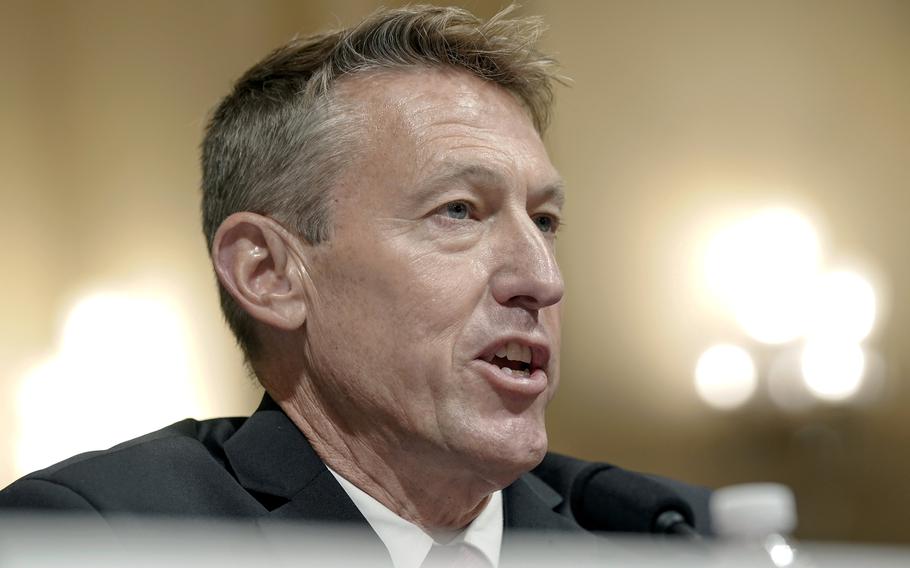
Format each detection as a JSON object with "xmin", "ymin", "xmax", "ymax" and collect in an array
[{"xmin": 272, "ymin": 387, "xmax": 498, "ymax": 532}]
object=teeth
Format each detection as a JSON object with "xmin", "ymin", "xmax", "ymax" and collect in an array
[
  {"xmin": 486, "ymin": 341, "xmax": 535, "ymax": 369},
  {"xmin": 499, "ymin": 366, "xmax": 530, "ymax": 378},
  {"xmin": 500, "ymin": 342, "xmax": 532, "ymax": 365}
]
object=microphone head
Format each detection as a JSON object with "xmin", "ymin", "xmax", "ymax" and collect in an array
[{"xmin": 569, "ymin": 464, "xmax": 696, "ymax": 534}]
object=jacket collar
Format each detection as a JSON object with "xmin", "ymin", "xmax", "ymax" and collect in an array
[
  {"xmin": 503, "ymin": 473, "xmax": 576, "ymax": 531},
  {"xmin": 224, "ymin": 394, "xmax": 582, "ymax": 533},
  {"xmin": 222, "ymin": 395, "xmax": 367, "ymax": 522},
  {"xmin": 223, "ymin": 395, "xmax": 326, "ymax": 500}
]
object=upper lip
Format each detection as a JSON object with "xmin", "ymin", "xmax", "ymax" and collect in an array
[{"xmin": 476, "ymin": 337, "xmax": 551, "ymax": 371}]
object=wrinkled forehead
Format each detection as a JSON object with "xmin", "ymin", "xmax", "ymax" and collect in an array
[
  {"xmin": 331, "ymin": 67, "xmax": 559, "ymax": 194},
  {"xmin": 335, "ymin": 66, "xmax": 538, "ymax": 135}
]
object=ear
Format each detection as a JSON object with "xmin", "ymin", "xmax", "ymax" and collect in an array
[{"xmin": 211, "ymin": 212, "xmax": 308, "ymax": 331}]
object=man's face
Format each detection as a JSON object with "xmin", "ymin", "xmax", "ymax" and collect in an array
[{"xmin": 300, "ymin": 68, "xmax": 564, "ymax": 484}]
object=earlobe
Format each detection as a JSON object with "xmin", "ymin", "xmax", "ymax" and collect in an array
[{"xmin": 212, "ymin": 212, "xmax": 308, "ymax": 330}]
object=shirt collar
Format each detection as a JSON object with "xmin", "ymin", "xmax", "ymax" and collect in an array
[{"xmin": 328, "ymin": 467, "xmax": 502, "ymax": 568}]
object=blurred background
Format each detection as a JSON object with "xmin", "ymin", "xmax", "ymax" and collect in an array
[{"xmin": 1, "ymin": 0, "xmax": 907, "ymax": 544}]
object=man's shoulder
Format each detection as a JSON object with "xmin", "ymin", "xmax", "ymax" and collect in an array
[
  {"xmin": 26, "ymin": 415, "xmax": 247, "ymax": 478},
  {"xmin": 44, "ymin": 416, "xmax": 246, "ymax": 473},
  {"xmin": 0, "ymin": 416, "xmax": 255, "ymax": 516}
]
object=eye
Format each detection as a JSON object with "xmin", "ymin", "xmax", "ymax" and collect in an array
[
  {"xmin": 439, "ymin": 201, "xmax": 471, "ymax": 220},
  {"xmin": 533, "ymin": 214, "xmax": 559, "ymax": 234}
]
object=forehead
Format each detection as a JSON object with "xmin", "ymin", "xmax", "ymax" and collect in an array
[
  {"xmin": 333, "ymin": 67, "xmax": 559, "ymax": 194},
  {"xmin": 338, "ymin": 66, "xmax": 533, "ymax": 129}
]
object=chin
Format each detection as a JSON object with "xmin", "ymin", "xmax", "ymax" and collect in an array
[
  {"xmin": 467, "ymin": 421, "xmax": 549, "ymax": 487},
  {"xmin": 513, "ymin": 429, "xmax": 549, "ymax": 470}
]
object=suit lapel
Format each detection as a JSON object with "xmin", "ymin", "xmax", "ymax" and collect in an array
[
  {"xmin": 503, "ymin": 473, "xmax": 581, "ymax": 531},
  {"xmin": 220, "ymin": 395, "xmax": 366, "ymax": 523},
  {"xmin": 224, "ymin": 395, "xmax": 585, "ymax": 565},
  {"xmin": 500, "ymin": 471, "xmax": 588, "ymax": 565},
  {"xmin": 223, "ymin": 395, "xmax": 392, "ymax": 562}
]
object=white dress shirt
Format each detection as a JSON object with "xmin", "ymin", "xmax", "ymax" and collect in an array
[{"xmin": 328, "ymin": 467, "xmax": 503, "ymax": 568}]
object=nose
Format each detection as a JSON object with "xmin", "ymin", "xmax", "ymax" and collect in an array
[{"xmin": 490, "ymin": 213, "xmax": 564, "ymax": 311}]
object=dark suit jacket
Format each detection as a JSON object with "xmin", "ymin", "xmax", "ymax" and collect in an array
[{"xmin": 0, "ymin": 395, "xmax": 710, "ymax": 562}]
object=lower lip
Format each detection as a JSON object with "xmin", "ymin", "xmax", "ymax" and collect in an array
[{"xmin": 473, "ymin": 360, "xmax": 548, "ymax": 397}]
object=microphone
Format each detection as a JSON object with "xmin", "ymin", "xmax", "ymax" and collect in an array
[{"xmin": 569, "ymin": 463, "xmax": 700, "ymax": 539}]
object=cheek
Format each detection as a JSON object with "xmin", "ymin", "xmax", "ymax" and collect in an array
[
  {"xmin": 309, "ymin": 244, "xmax": 484, "ymax": 372},
  {"xmin": 404, "ymin": 262, "xmax": 484, "ymax": 334},
  {"xmin": 362, "ymin": 243, "xmax": 487, "ymax": 339}
]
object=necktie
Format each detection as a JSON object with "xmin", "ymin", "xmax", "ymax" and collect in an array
[{"xmin": 420, "ymin": 542, "xmax": 493, "ymax": 568}]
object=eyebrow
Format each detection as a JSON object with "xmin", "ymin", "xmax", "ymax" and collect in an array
[{"xmin": 418, "ymin": 163, "xmax": 566, "ymax": 209}]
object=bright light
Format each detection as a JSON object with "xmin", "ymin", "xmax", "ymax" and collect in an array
[
  {"xmin": 801, "ymin": 340, "xmax": 865, "ymax": 402},
  {"xmin": 15, "ymin": 292, "xmax": 202, "ymax": 476},
  {"xmin": 695, "ymin": 344, "xmax": 757, "ymax": 410},
  {"xmin": 807, "ymin": 270, "xmax": 876, "ymax": 342},
  {"xmin": 733, "ymin": 289, "xmax": 812, "ymax": 345},
  {"xmin": 765, "ymin": 534, "xmax": 796, "ymax": 567},
  {"xmin": 705, "ymin": 208, "xmax": 821, "ymax": 344}
]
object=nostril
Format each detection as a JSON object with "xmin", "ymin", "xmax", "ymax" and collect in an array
[{"xmin": 503, "ymin": 294, "xmax": 543, "ymax": 313}]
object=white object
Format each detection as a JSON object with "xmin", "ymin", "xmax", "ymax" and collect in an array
[{"xmin": 710, "ymin": 483, "xmax": 798, "ymax": 538}]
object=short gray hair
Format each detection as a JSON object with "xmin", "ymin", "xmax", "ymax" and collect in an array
[{"xmin": 200, "ymin": 4, "xmax": 561, "ymax": 364}]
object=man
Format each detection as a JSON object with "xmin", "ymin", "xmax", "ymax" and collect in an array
[{"xmin": 0, "ymin": 6, "xmax": 709, "ymax": 566}]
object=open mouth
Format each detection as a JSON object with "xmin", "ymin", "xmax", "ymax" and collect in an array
[
  {"xmin": 491, "ymin": 356, "xmax": 531, "ymax": 377},
  {"xmin": 483, "ymin": 342, "xmax": 535, "ymax": 378},
  {"xmin": 476, "ymin": 339, "xmax": 549, "ymax": 396}
]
